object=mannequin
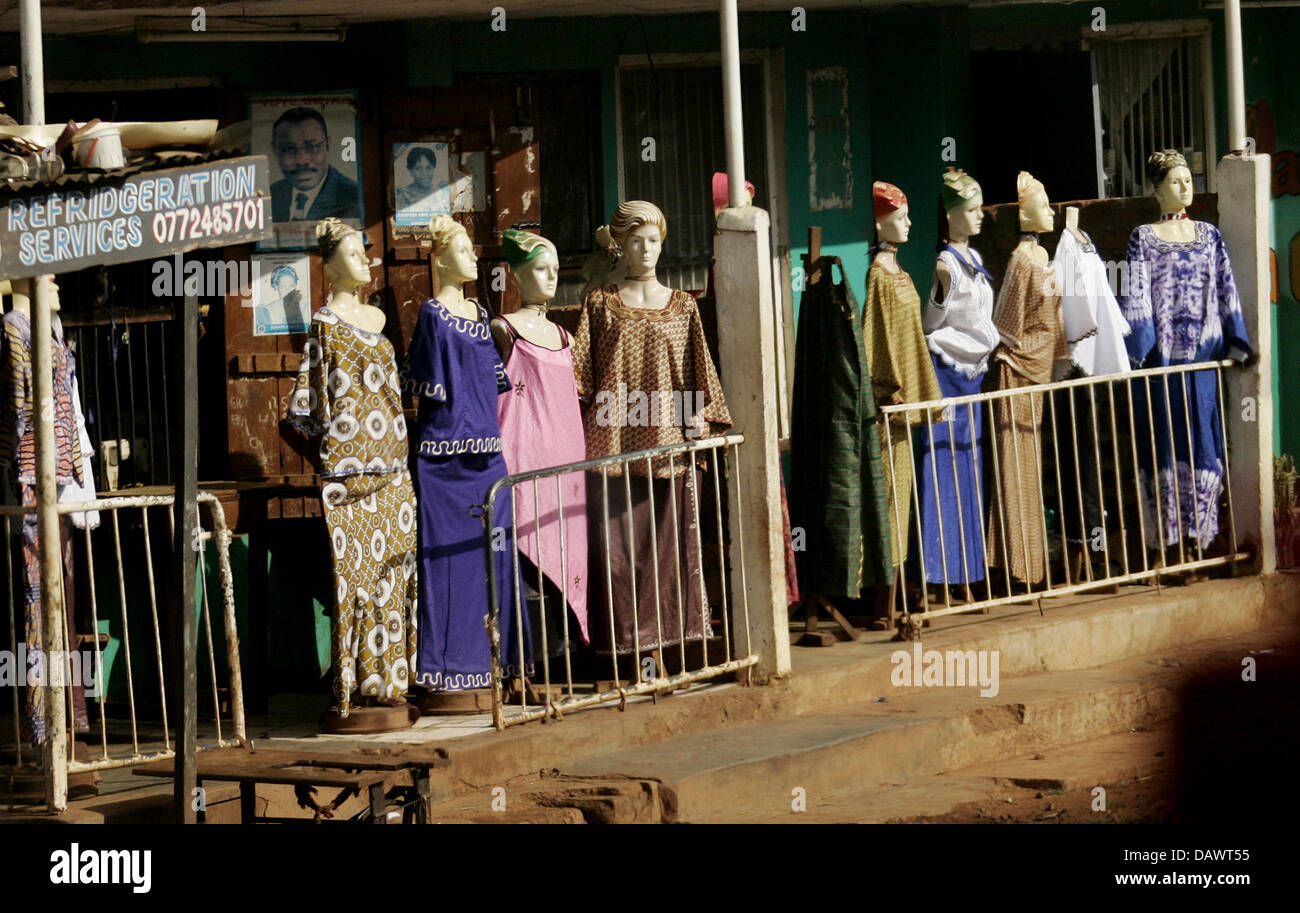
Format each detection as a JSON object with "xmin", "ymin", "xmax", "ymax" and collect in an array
[
  {"xmin": 1, "ymin": 276, "xmax": 92, "ymax": 743},
  {"xmin": 986, "ymin": 172, "xmax": 1068, "ymax": 591},
  {"xmin": 286, "ymin": 218, "xmax": 419, "ymax": 731},
  {"xmin": 404, "ymin": 214, "xmax": 529, "ymax": 698},
  {"xmin": 491, "ymin": 229, "xmax": 589, "ymax": 658},
  {"xmin": 1051, "ymin": 205, "xmax": 1132, "ymax": 583},
  {"xmin": 574, "ymin": 200, "xmax": 731, "ymax": 666},
  {"xmin": 1122, "ymin": 149, "xmax": 1251, "ymax": 566},
  {"xmin": 914, "ymin": 167, "xmax": 998, "ymax": 599},
  {"xmin": 862, "ymin": 181, "xmax": 942, "ymax": 619}
]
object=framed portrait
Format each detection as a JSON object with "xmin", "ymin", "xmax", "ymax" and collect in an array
[
  {"xmin": 252, "ymin": 253, "xmax": 311, "ymax": 336},
  {"xmin": 251, "ymin": 92, "xmax": 364, "ymax": 250}
]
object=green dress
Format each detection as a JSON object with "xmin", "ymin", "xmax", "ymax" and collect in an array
[{"xmin": 789, "ymin": 256, "xmax": 892, "ymax": 596}]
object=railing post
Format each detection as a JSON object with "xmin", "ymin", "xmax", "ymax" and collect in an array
[
  {"xmin": 715, "ymin": 207, "xmax": 790, "ymax": 679},
  {"xmin": 1217, "ymin": 153, "xmax": 1275, "ymax": 573}
]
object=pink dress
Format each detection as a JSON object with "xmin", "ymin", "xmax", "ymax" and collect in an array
[{"xmin": 496, "ymin": 320, "xmax": 589, "ymax": 642}]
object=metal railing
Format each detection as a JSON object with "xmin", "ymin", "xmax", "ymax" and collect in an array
[
  {"xmin": 482, "ymin": 434, "xmax": 754, "ymax": 729},
  {"xmin": 3, "ymin": 491, "xmax": 245, "ymax": 803},
  {"xmin": 880, "ymin": 360, "xmax": 1247, "ymax": 636}
]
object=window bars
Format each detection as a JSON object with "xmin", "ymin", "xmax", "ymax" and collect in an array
[
  {"xmin": 879, "ymin": 361, "xmax": 1247, "ymax": 637},
  {"xmin": 481, "ymin": 434, "xmax": 755, "ymax": 729}
]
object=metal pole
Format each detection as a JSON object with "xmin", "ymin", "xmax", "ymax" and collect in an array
[
  {"xmin": 1224, "ymin": 0, "xmax": 1247, "ymax": 153},
  {"xmin": 20, "ymin": 0, "xmax": 68, "ymax": 814},
  {"xmin": 719, "ymin": 0, "xmax": 746, "ymax": 208},
  {"xmin": 172, "ymin": 270, "xmax": 198, "ymax": 823}
]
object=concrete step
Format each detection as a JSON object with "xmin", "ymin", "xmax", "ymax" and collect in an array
[{"xmin": 554, "ymin": 627, "xmax": 1272, "ymax": 822}]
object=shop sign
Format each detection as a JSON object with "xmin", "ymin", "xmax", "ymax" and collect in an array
[{"xmin": 0, "ymin": 155, "xmax": 272, "ymax": 279}]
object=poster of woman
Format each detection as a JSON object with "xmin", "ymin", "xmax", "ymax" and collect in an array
[
  {"xmin": 392, "ymin": 142, "xmax": 451, "ymax": 227},
  {"xmin": 252, "ymin": 254, "xmax": 311, "ymax": 336}
]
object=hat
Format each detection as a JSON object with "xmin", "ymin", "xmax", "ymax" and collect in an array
[
  {"xmin": 712, "ymin": 172, "xmax": 756, "ymax": 215},
  {"xmin": 941, "ymin": 168, "xmax": 983, "ymax": 212},
  {"xmin": 872, "ymin": 181, "xmax": 907, "ymax": 218}
]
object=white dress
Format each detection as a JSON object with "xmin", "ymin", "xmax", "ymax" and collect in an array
[
  {"xmin": 1054, "ymin": 230, "xmax": 1131, "ymax": 376},
  {"xmin": 925, "ymin": 247, "xmax": 999, "ymax": 379}
]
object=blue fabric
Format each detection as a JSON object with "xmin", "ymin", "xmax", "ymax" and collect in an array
[
  {"xmin": 1120, "ymin": 223, "xmax": 1251, "ymax": 548},
  {"xmin": 913, "ymin": 354, "xmax": 987, "ymax": 584}
]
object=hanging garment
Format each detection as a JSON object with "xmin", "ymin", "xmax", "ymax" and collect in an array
[
  {"xmin": 985, "ymin": 246, "xmax": 1068, "ymax": 585},
  {"xmin": 863, "ymin": 260, "xmax": 943, "ymax": 566},
  {"xmin": 2, "ymin": 310, "xmax": 91, "ymax": 744},
  {"xmin": 1054, "ymin": 230, "xmax": 1131, "ymax": 377},
  {"xmin": 287, "ymin": 306, "xmax": 419, "ymax": 716},
  {"xmin": 404, "ymin": 299, "xmax": 528, "ymax": 689},
  {"xmin": 573, "ymin": 286, "xmax": 730, "ymax": 654},
  {"xmin": 913, "ymin": 246, "xmax": 998, "ymax": 586},
  {"xmin": 1122, "ymin": 221, "xmax": 1251, "ymax": 549},
  {"xmin": 789, "ymin": 257, "xmax": 892, "ymax": 596},
  {"xmin": 496, "ymin": 320, "xmax": 589, "ymax": 645}
]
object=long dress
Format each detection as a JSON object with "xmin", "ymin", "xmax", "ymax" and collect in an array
[
  {"xmin": 789, "ymin": 257, "xmax": 892, "ymax": 595},
  {"xmin": 572, "ymin": 285, "xmax": 731, "ymax": 655},
  {"xmin": 1121, "ymin": 221, "xmax": 1251, "ymax": 549},
  {"xmin": 286, "ymin": 306, "xmax": 419, "ymax": 716},
  {"xmin": 496, "ymin": 320, "xmax": 589, "ymax": 651},
  {"xmin": 986, "ymin": 246, "xmax": 1068, "ymax": 585},
  {"xmin": 915, "ymin": 246, "xmax": 1000, "ymax": 586},
  {"xmin": 1, "ymin": 310, "xmax": 92, "ymax": 743},
  {"xmin": 1050, "ymin": 230, "xmax": 1132, "ymax": 549},
  {"xmin": 405, "ymin": 298, "xmax": 529, "ymax": 689},
  {"xmin": 863, "ymin": 260, "xmax": 943, "ymax": 567}
]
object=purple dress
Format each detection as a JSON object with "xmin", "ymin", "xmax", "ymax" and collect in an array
[
  {"xmin": 404, "ymin": 299, "xmax": 529, "ymax": 690},
  {"xmin": 1122, "ymin": 221, "xmax": 1252, "ymax": 549}
]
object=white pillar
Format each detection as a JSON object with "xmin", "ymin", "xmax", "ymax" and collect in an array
[
  {"xmin": 1217, "ymin": 153, "xmax": 1274, "ymax": 574},
  {"xmin": 719, "ymin": 0, "xmax": 746, "ymax": 209},
  {"xmin": 715, "ymin": 206, "xmax": 790, "ymax": 679},
  {"xmin": 1224, "ymin": 0, "xmax": 1247, "ymax": 153}
]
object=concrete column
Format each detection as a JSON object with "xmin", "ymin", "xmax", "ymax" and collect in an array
[
  {"xmin": 715, "ymin": 205, "xmax": 790, "ymax": 679},
  {"xmin": 1217, "ymin": 153, "xmax": 1275, "ymax": 574}
]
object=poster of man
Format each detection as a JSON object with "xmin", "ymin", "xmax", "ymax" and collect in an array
[
  {"xmin": 252, "ymin": 254, "xmax": 311, "ymax": 336},
  {"xmin": 252, "ymin": 93, "xmax": 363, "ymax": 249},
  {"xmin": 392, "ymin": 142, "xmax": 451, "ymax": 226}
]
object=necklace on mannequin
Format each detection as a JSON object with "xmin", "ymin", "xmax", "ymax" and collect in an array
[
  {"xmin": 1159, "ymin": 212, "xmax": 1189, "ymax": 221},
  {"xmin": 625, "ymin": 273, "xmax": 656, "ymax": 281},
  {"xmin": 1018, "ymin": 231, "xmax": 1040, "ymax": 244}
]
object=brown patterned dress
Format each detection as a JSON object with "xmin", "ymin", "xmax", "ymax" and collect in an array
[
  {"xmin": 572, "ymin": 286, "xmax": 732, "ymax": 656},
  {"xmin": 286, "ymin": 307, "xmax": 419, "ymax": 715},
  {"xmin": 986, "ymin": 247, "xmax": 1068, "ymax": 586}
]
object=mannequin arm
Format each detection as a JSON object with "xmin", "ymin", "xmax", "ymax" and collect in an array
[{"xmin": 490, "ymin": 317, "xmax": 514, "ymax": 367}]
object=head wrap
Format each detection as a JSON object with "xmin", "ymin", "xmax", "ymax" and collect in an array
[
  {"xmin": 1146, "ymin": 149, "xmax": 1188, "ymax": 189},
  {"xmin": 1016, "ymin": 171, "xmax": 1046, "ymax": 207},
  {"xmin": 502, "ymin": 229, "xmax": 556, "ymax": 271},
  {"xmin": 712, "ymin": 172, "xmax": 756, "ymax": 215},
  {"xmin": 941, "ymin": 168, "xmax": 983, "ymax": 212},
  {"xmin": 872, "ymin": 181, "xmax": 907, "ymax": 218}
]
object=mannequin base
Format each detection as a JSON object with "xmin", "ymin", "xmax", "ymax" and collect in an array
[
  {"xmin": 320, "ymin": 702, "xmax": 420, "ymax": 734},
  {"xmin": 411, "ymin": 688, "xmax": 495, "ymax": 715}
]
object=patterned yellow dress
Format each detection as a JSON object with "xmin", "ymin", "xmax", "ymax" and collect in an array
[
  {"xmin": 286, "ymin": 307, "xmax": 419, "ymax": 715},
  {"xmin": 863, "ymin": 260, "xmax": 943, "ymax": 566}
]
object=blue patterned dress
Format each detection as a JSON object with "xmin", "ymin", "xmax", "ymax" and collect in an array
[
  {"xmin": 404, "ymin": 299, "xmax": 529, "ymax": 690},
  {"xmin": 1121, "ymin": 221, "xmax": 1251, "ymax": 549}
]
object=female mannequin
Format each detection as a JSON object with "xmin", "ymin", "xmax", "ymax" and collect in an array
[
  {"xmin": 986, "ymin": 172, "xmax": 1068, "ymax": 590},
  {"xmin": 1122, "ymin": 150, "xmax": 1251, "ymax": 559},
  {"xmin": 1, "ymin": 276, "xmax": 92, "ymax": 743},
  {"xmin": 491, "ymin": 229, "xmax": 589, "ymax": 654},
  {"xmin": 862, "ymin": 181, "xmax": 942, "ymax": 611},
  {"xmin": 573, "ymin": 201, "xmax": 731, "ymax": 664},
  {"xmin": 286, "ymin": 218, "xmax": 418, "ymax": 730},
  {"xmin": 914, "ymin": 168, "xmax": 998, "ymax": 598},
  {"xmin": 405, "ymin": 214, "xmax": 528, "ymax": 694}
]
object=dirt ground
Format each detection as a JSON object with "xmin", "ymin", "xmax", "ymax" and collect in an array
[{"xmin": 892, "ymin": 771, "xmax": 1177, "ymax": 824}]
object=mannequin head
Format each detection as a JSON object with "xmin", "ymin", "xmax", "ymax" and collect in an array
[
  {"xmin": 712, "ymin": 172, "xmax": 755, "ymax": 216},
  {"xmin": 503, "ymin": 229, "xmax": 559, "ymax": 304},
  {"xmin": 873, "ymin": 181, "xmax": 910, "ymax": 244},
  {"xmin": 430, "ymin": 214, "xmax": 477, "ymax": 284},
  {"xmin": 1148, "ymin": 149, "xmax": 1193, "ymax": 214},
  {"xmin": 940, "ymin": 168, "xmax": 984, "ymax": 243},
  {"xmin": 317, "ymin": 218, "xmax": 370, "ymax": 292},
  {"xmin": 608, "ymin": 200, "xmax": 668, "ymax": 277},
  {"xmin": 1016, "ymin": 171, "xmax": 1053, "ymax": 233}
]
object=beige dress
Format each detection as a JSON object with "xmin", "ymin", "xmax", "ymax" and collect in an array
[{"xmin": 986, "ymin": 247, "xmax": 1068, "ymax": 585}]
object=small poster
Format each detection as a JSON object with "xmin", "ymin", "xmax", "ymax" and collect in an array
[
  {"xmin": 392, "ymin": 141, "xmax": 452, "ymax": 227},
  {"xmin": 252, "ymin": 253, "xmax": 310, "ymax": 336},
  {"xmin": 251, "ymin": 92, "xmax": 363, "ymax": 250}
]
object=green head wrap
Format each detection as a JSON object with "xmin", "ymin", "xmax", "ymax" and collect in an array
[
  {"xmin": 941, "ymin": 168, "xmax": 983, "ymax": 212},
  {"xmin": 503, "ymin": 229, "xmax": 552, "ymax": 271}
]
